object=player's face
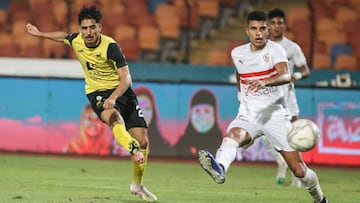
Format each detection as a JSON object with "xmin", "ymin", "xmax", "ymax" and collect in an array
[
  {"xmin": 268, "ymin": 17, "xmax": 285, "ymax": 40},
  {"xmin": 79, "ymin": 19, "xmax": 102, "ymax": 47},
  {"xmin": 191, "ymin": 104, "xmax": 215, "ymax": 133},
  {"xmin": 137, "ymin": 94, "xmax": 153, "ymax": 125},
  {"xmin": 246, "ymin": 20, "xmax": 269, "ymax": 51}
]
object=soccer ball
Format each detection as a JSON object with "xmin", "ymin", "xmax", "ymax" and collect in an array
[{"xmin": 287, "ymin": 119, "xmax": 320, "ymax": 152}]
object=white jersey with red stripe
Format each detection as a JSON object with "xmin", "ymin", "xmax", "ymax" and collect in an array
[
  {"xmin": 231, "ymin": 40, "xmax": 290, "ymax": 118},
  {"xmin": 275, "ymin": 37, "xmax": 307, "ymax": 117},
  {"xmin": 275, "ymin": 37, "xmax": 307, "ymax": 74}
]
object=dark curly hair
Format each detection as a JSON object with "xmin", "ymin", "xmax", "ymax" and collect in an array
[{"xmin": 78, "ymin": 5, "xmax": 102, "ymax": 24}]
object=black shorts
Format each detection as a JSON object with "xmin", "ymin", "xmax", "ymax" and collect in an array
[{"xmin": 86, "ymin": 87, "xmax": 147, "ymax": 130}]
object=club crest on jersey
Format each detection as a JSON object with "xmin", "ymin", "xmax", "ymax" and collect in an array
[{"xmin": 263, "ymin": 53, "xmax": 270, "ymax": 63}]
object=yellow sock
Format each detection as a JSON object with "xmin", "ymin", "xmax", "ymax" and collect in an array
[
  {"xmin": 132, "ymin": 148, "xmax": 148, "ymax": 185},
  {"xmin": 112, "ymin": 124, "xmax": 139, "ymax": 154}
]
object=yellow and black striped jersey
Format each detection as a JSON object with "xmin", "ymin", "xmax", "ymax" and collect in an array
[{"xmin": 64, "ymin": 33, "xmax": 128, "ymax": 94}]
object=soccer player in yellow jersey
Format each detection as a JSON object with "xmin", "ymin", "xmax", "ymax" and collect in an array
[{"xmin": 26, "ymin": 5, "xmax": 157, "ymax": 202}]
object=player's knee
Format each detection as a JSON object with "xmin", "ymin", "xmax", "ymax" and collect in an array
[
  {"xmin": 137, "ymin": 137, "xmax": 148, "ymax": 149},
  {"xmin": 104, "ymin": 110, "xmax": 123, "ymax": 127},
  {"xmin": 131, "ymin": 129, "xmax": 149, "ymax": 149},
  {"xmin": 291, "ymin": 163, "xmax": 306, "ymax": 178},
  {"xmin": 225, "ymin": 128, "xmax": 251, "ymax": 146}
]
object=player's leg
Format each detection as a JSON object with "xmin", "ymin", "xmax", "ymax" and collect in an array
[
  {"xmin": 87, "ymin": 90, "xmax": 144, "ymax": 163},
  {"xmin": 102, "ymin": 109, "xmax": 144, "ymax": 163},
  {"xmin": 128, "ymin": 127, "xmax": 157, "ymax": 202},
  {"xmin": 265, "ymin": 116, "xmax": 327, "ymax": 202},
  {"xmin": 287, "ymin": 89, "xmax": 303, "ymax": 187},
  {"xmin": 216, "ymin": 127, "xmax": 252, "ymax": 172},
  {"xmin": 261, "ymin": 136, "xmax": 288, "ymax": 184},
  {"xmin": 281, "ymin": 151, "xmax": 328, "ymax": 203},
  {"xmin": 198, "ymin": 116, "xmax": 255, "ymax": 184}
]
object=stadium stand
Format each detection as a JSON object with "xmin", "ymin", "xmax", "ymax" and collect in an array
[
  {"xmin": 330, "ymin": 43, "xmax": 352, "ymax": 67},
  {"xmin": 119, "ymin": 38, "xmax": 140, "ymax": 61},
  {"xmin": 334, "ymin": 54, "xmax": 357, "ymax": 71},
  {"xmin": 206, "ymin": 49, "xmax": 229, "ymax": 66},
  {"xmin": 138, "ymin": 25, "xmax": 161, "ymax": 61},
  {"xmin": 42, "ymin": 38, "xmax": 68, "ymax": 59},
  {"xmin": 312, "ymin": 53, "xmax": 331, "ymax": 70},
  {"xmin": 0, "ymin": 0, "xmax": 358, "ymax": 70}
]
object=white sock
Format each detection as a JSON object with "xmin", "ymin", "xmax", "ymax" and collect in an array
[
  {"xmin": 299, "ymin": 168, "xmax": 324, "ymax": 202},
  {"xmin": 215, "ymin": 137, "xmax": 238, "ymax": 172}
]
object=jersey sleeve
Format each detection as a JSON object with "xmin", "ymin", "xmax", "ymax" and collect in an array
[
  {"xmin": 292, "ymin": 43, "xmax": 307, "ymax": 67},
  {"xmin": 107, "ymin": 43, "xmax": 128, "ymax": 68},
  {"xmin": 272, "ymin": 43, "xmax": 288, "ymax": 64},
  {"xmin": 63, "ymin": 33, "xmax": 79, "ymax": 47}
]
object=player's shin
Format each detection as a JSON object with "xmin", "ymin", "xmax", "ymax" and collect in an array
[
  {"xmin": 299, "ymin": 168, "xmax": 324, "ymax": 202},
  {"xmin": 112, "ymin": 124, "xmax": 140, "ymax": 154},
  {"xmin": 215, "ymin": 137, "xmax": 238, "ymax": 172},
  {"xmin": 132, "ymin": 148, "xmax": 148, "ymax": 184}
]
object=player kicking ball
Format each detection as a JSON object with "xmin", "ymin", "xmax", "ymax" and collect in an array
[
  {"xmin": 198, "ymin": 10, "xmax": 329, "ymax": 203},
  {"xmin": 26, "ymin": 5, "xmax": 156, "ymax": 202}
]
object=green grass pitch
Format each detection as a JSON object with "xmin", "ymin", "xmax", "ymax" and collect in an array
[{"xmin": 0, "ymin": 153, "xmax": 359, "ymax": 203}]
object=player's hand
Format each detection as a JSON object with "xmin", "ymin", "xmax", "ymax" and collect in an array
[
  {"xmin": 246, "ymin": 80, "xmax": 265, "ymax": 92},
  {"xmin": 103, "ymin": 97, "xmax": 116, "ymax": 109},
  {"xmin": 26, "ymin": 23, "xmax": 40, "ymax": 36}
]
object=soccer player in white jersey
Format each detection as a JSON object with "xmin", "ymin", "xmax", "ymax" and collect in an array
[
  {"xmin": 198, "ymin": 10, "xmax": 329, "ymax": 203},
  {"xmin": 259, "ymin": 8, "xmax": 312, "ymax": 187}
]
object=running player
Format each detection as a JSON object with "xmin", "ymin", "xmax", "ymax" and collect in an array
[
  {"xmin": 198, "ymin": 10, "xmax": 329, "ymax": 203},
  {"xmin": 261, "ymin": 7, "xmax": 311, "ymax": 187},
  {"xmin": 26, "ymin": 5, "xmax": 157, "ymax": 202}
]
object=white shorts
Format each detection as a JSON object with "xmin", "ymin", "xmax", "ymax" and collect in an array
[
  {"xmin": 284, "ymin": 83, "xmax": 300, "ymax": 117},
  {"xmin": 227, "ymin": 113, "xmax": 294, "ymax": 151}
]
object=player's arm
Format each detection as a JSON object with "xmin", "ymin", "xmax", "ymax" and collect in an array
[
  {"xmin": 103, "ymin": 43, "xmax": 131, "ymax": 109},
  {"xmin": 247, "ymin": 62, "xmax": 291, "ymax": 92},
  {"xmin": 293, "ymin": 64, "xmax": 310, "ymax": 82},
  {"xmin": 292, "ymin": 44, "xmax": 311, "ymax": 82},
  {"xmin": 26, "ymin": 23, "xmax": 68, "ymax": 42},
  {"xmin": 264, "ymin": 61, "xmax": 291, "ymax": 86}
]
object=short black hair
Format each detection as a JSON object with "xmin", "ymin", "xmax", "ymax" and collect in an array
[
  {"xmin": 268, "ymin": 8, "xmax": 286, "ymax": 21},
  {"xmin": 78, "ymin": 5, "xmax": 102, "ymax": 24},
  {"xmin": 247, "ymin": 10, "xmax": 268, "ymax": 23}
]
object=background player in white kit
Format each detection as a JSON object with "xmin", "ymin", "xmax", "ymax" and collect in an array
[
  {"xmin": 260, "ymin": 8, "xmax": 311, "ymax": 187},
  {"xmin": 198, "ymin": 10, "xmax": 329, "ymax": 203}
]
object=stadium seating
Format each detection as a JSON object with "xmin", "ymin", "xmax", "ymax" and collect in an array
[
  {"xmin": 119, "ymin": 38, "xmax": 140, "ymax": 61},
  {"xmin": 334, "ymin": 54, "xmax": 357, "ymax": 70},
  {"xmin": 207, "ymin": 49, "xmax": 229, "ymax": 66},
  {"xmin": 312, "ymin": 53, "xmax": 331, "ymax": 70},
  {"xmin": 52, "ymin": 0, "xmax": 68, "ymax": 29},
  {"xmin": 112, "ymin": 24, "xmax": 137, "ymax": 44},
  {"xmin": 42, "ymin": 39, "xmax": 67, "ymax": 59},
  {"xmin": 197, "ymin": 0, "xmax": 220, "ymax": 40},
  {"xmin": 138, "ymin": 25, "xmax": 161, "ymax": 61},
  {"xmin": 330, "ymin": 43, "xmax": 352, "ymax": 67},
  {"xmin": 0, "ymin": 0, "xmax": 359, "ymax": 69},
  {"xmin": 0, "ymin": 33, "xmax": 18, "ymax": 57},
  {"xmin": 286, "ymin": 7, "xmax": 310, "ymax": 31}
]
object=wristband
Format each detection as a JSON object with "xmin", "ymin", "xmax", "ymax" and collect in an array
[{"xmin": 293, "ymin": 72, "xmax": 302, "ymax": 80}]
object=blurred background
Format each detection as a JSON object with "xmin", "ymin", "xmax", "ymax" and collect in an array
[
  {"xmin": 0, "ymin": 0, "xmax": 359, "ymax": 68},
  {"xmin": 0, "ymin": 0, "xmax": 359, "ymax": 166}
]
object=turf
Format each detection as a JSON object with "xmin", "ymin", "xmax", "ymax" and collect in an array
[{"xmin": 0, "ymin": 153, "xmax": 359, "ymax": 203}]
